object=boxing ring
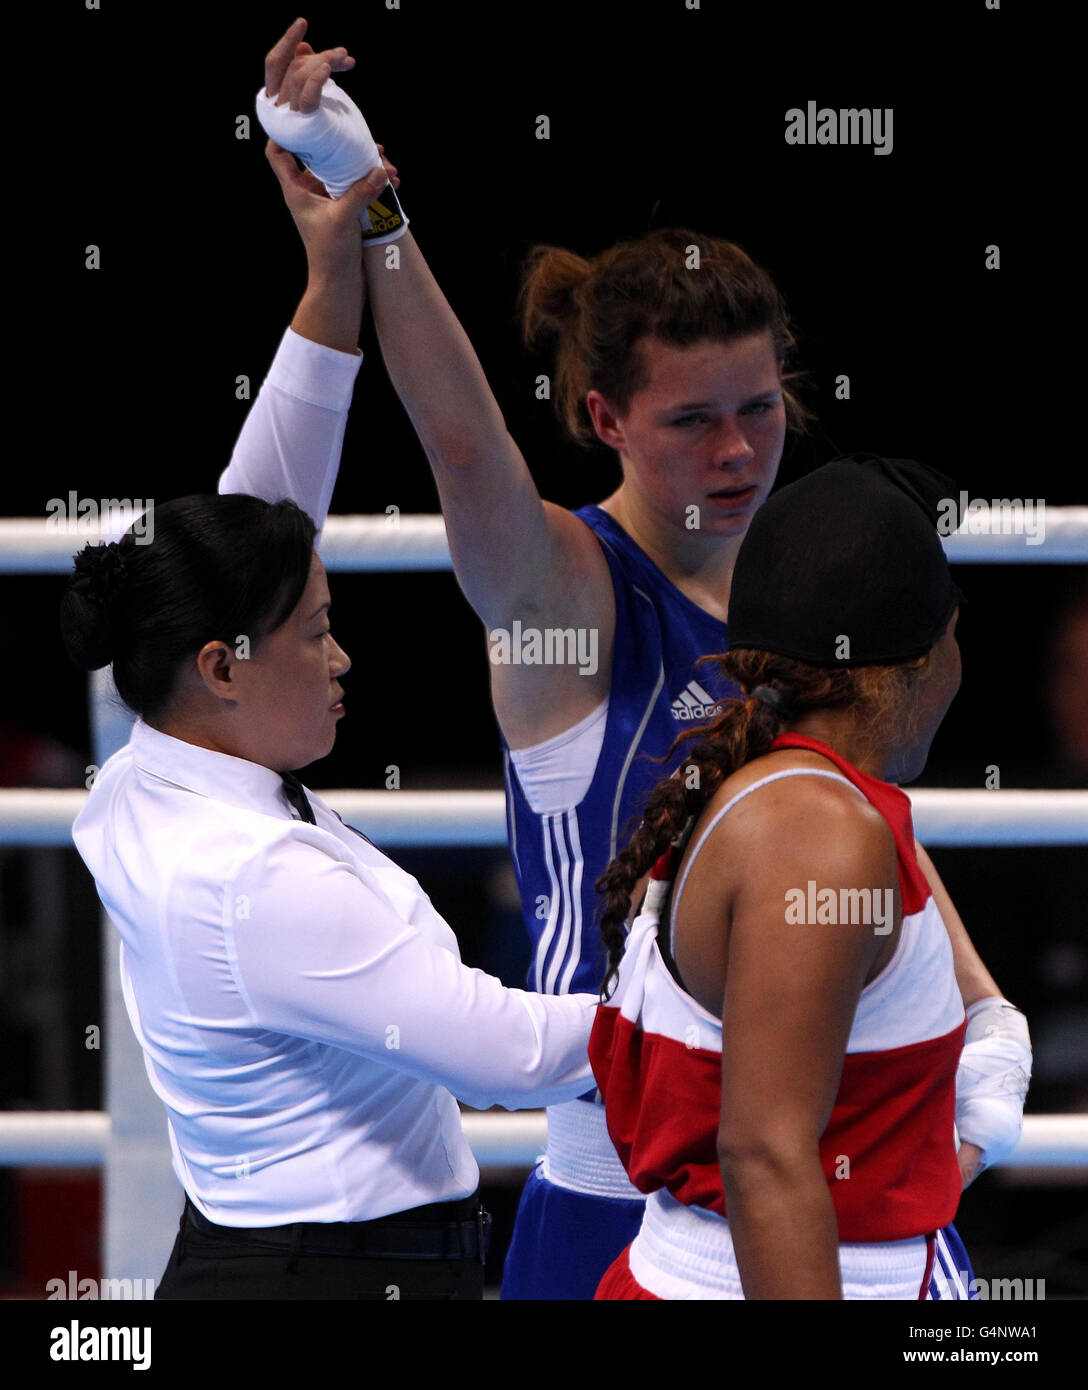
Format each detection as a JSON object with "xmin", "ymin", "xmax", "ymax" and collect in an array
[{"xmin": 2, "ymin": 507, "xmax": 1087, "ymax": 1288}]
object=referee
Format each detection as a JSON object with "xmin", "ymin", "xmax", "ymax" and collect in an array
[{"xmin": 60, "ymin": 498, "xmax": 596, "ymax": 1300}]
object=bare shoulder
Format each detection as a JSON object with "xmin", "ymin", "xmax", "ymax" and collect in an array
[
  {"xmin": 683, "ymin": 749, "xmax": 897, "ymax": 896},
  {"xmin": 672, "ymin": 750, "xmax": 899, "ymax": 1016}
]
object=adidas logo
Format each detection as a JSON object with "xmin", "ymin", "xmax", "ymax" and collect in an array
[
  {"xmin": 366, "ymin": 197, "xmax": 403, "ymax": 235},
  {"xmin": 670, "ymin": 680, "xmax": 723, "ymax": 721}
]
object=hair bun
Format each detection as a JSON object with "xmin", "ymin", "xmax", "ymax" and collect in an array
[
  {"xmin": 72, "ymin": 542, "xmax": 130, "ymax": 605},
  {"xmin": 59, "ymin": 541, "xmax": 131, "ymax": 672},
  {"xmin": 519, "ymin": 244, "xmax": 591, "ymax": 350}
]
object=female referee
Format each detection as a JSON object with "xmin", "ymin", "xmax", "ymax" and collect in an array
[
  {"xmin": 61, "ymin": 496, "xmax": 597, "ymax": 1301},
  {"xmin": 229, "ymin": 18, "xmax": 1030, "ymax": 1299}
]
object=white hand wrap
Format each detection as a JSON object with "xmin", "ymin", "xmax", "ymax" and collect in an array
[
  {"xmin": 955, "ymin": 997, "xmax": 1032, "ymax": 1170},
  {"xmin": 255, "ymin": 79, "xmax": 408, "ymax": 244}
]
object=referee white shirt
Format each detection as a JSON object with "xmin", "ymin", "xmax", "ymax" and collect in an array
[{"xmin": 72, "ymin": 720, "xmax": 596, "ymax": 1226}]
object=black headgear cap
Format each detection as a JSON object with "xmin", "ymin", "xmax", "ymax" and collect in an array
[{"xmin": 726, "ymin": 453, "xmax": 963, "ymax": 667}]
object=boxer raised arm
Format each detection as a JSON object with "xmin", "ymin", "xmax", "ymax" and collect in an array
[
  {"xmin": 246, "ymin": 19, "xmax": 1027, "ymax": 1301},
  {"xmin": 259, "ymin": 21, "xmax": 621, "ymax": 751}
]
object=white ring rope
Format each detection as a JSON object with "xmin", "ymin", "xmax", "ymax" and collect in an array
[
  {"xmin": 3, "ymin": 507, "xmax": 1088, "ymax": 571},
  {"xmin": 1, "ymin": 787, "xmax": 1085, "ymax": 848},
  {"xmin": 0, "ymin": 1111, "xmax": 1082, "ymax": 1172}
]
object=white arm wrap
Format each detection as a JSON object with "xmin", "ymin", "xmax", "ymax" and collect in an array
[
  {"xmin": 955, "ymin": 997, "xmax": 1032, "ymax": 1169},
  {"xmin": 255, "ymin": 80, "xmax": 408, "ymax": 243}
]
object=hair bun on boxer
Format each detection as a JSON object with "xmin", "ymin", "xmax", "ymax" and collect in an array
[
  {"xmin": 60, "ymin": 541, "xmax": 132, "ymax": 671},
  {"xmin": 727, "ymin": 453, "xmax": 964, "ymax": 668}
]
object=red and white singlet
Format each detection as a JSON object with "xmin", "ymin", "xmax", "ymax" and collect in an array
[{"xmin": 588, "ymin": 734, "xmax": 966, "ymax": 1299}]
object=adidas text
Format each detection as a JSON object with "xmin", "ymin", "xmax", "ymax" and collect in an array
[{"xmin": 671, "ymin": 681, "xmax": 723, "ymax": 721}]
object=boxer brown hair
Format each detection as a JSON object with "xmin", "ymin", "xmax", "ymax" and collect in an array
[{"xmin": 520, "ymin": 227, "xmax": 809, "ymax": 447}]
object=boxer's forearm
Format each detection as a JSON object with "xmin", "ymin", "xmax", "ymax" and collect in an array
[
  {"xmin": 362, "ymin": 231, "xmax": 509, "ymax": 466},
  {"xmin": 722, "ymin": 1154, "xmax": 842, "ymax": 1299},
  {"xmin": 290, "ymin": 258, "xmax": 366, "ymax": 356},
  {"xmin": 914, "ymin": 840, "xmax": 1002, "ymax": 1007}
]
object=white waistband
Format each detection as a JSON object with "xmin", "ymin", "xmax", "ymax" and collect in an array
[
  {"xmin": 628, "ymin": 1189, "xmax": 929, "ymax": 1300},
  {"xmin": 542, "ymin": 1101, "xmax": 645, "ymax": 1201}
]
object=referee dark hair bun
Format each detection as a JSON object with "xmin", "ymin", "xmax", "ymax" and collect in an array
[
  {"xmin": 59, "ymin": 494, "xmax": 317, "ymax": 721},
  {"xmin": 60, "ymin": 540, "xmax": 133, "ymax": 671}
]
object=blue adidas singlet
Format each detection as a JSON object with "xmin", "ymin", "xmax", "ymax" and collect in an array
[{"xmin": 502, "ymin": 505, "xmax": 739, "ymax": 1001}]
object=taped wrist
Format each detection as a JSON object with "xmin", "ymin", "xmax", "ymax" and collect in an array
[
  {"xmin": 256, "ymin": 79, "xmax": 408, "ymax": 244},
  {"xmin": 955, "ymin": 997, "xmax": 1032, "ymax": 1169}
]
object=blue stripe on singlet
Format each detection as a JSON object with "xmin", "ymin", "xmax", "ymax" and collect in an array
[{"xmin": 503, "ymin": 505, "xmax": 736, "ymax": 999}]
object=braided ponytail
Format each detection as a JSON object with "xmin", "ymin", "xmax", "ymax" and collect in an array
[
  {"xmin": 595, "ymin": 647, "xmax": 929, "ymax": 998},
  {"xmin": 596, "ymin": 660, "xmax": 794, "ymax": 998}
]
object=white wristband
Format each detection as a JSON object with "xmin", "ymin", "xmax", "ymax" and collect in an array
[
  {"xmin": 955, "ymin": 997, "xmax": 1032, "ymax": 1170},
  {"xmin": 255, "ymin": 79, "xmax": 408, "ymax": 244}
]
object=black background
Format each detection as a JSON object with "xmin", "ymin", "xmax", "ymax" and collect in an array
[{"xmin": 17, "ymin": 0, "xmax": 1072, "ymax": 789}]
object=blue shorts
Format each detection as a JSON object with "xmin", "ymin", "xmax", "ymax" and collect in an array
[
  {"xmin": 501, "ymin": 1163, "xmax": 644, "ymax": 1300},
  {"xmin": 502, "ymin": 1165, "xmax": 977, "ymax": 1300},
  {"xmin": 927, "ymin": 1223, "xmax": 979, "ymax": 1300}
]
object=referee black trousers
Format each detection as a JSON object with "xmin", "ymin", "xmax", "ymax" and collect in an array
[{"xmin": 155, "ymin": 1195, "xmax": 489, "ymax": 1300}]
